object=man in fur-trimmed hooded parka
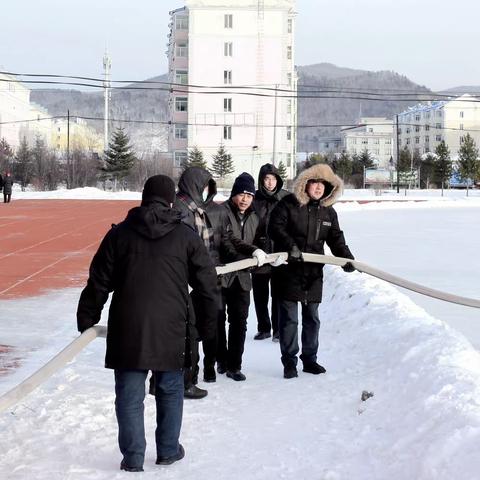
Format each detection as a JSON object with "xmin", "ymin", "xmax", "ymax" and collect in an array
[{"xmin": 268, "ymin": 164, "xmax": 355, "ymax": 379}]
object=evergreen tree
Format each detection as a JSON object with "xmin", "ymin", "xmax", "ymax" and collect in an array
[
  {"xmin": 0, "ymin": 138, "xmax": 13, "ymax": 173},
  {"xmin": 101, "ymin": 128, "xmax": 137, "ymax": 190},
  {"xmin": 277, "ymin": 161, "xmax": 288, "ymax": 181},
  {"xmin": 434, "ymin": 141, "xmax": 452, "ymax": 196},
  {"xmin": 332, "ymin": 151, "xmax": 353, "ymax": 182},
  {"xmin": 15, "ymin": 137, "xmax": 33, "ymax": 191},
  {"xmin": 397, "ymin": 146, "xmax": 412, "ymax": 173},
  {"xmin": 182, "ymin": 145, "xmax": 207, "ymax": 171},
  {"xmin": 358, "ymin": 148, "xmax": 374, "ymax": 169},
  {"xmin": 351, "ymin": 149, "xmax": 374, "ymax": 188},
  {"xmin": 457, "ymin": 133, "xmax": 480, "ymax": 197},
  {"xmin": 210, "ymin": 144, "xmax": 234, "ymax": 180},
  {"xmin": 420, "ymin": 153, "xmax": 436, "ymax": 189}
]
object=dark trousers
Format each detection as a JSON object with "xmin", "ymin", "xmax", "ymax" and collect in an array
[
  {"xmin": 278, "ymin": 299, "xmax": 321, "ymax": 368},
  {"xmin": 217, "ymin": 278, "xmax": 251, "ymax": 371},
  {"xmin": 184, "ymin": 288, "xmax": 220, "ymax": 388},
  {"xmin": 3, "ymin": 193, "xmax": 11, "ymax": 203},
  {"xmin": 252, "ymin": 272, "xmax": 279, "ymax": 335},
  {"xmin": 115, "ymin": 369, "xmax": 184, "ymax": 469}
]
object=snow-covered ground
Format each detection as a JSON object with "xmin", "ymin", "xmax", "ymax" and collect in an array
[{"xmin": 1, "ymin": 188, "xmax": 480, "ymax": 479}]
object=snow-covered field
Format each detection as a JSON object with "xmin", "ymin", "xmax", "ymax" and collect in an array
[{"xmin": 1, "ymin": 188, "xmax": 480, "ymax": 479}]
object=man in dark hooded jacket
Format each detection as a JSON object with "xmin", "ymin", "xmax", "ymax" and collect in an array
[
  {"xmin": 252, "ymin": 163, "xmax": 289, "ymax": 342},
  {"xmin": 3, "ymin": 172, "xmax": 13, "ymax": 203},
  {"xmin": 174, "ymin": 166, "xmax": 236, "ymax": 398},
  {"xmin": 77, "ymin": 175, "xmax": 218, "ymax": 472},
  {"xmin": 269, "ymin": 164, "xmax": 355, "ymax": 380}
]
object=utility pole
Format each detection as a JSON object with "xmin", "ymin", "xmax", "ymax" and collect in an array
[
  {"xmin": 396, "ymin": 114, "xmax": 400, "ymax": 193},
  {"xmin": 272, "ymin": 84, "xmax": 278, "ymax": 166},
  {"xmin": 103, "ymin": 51, "xmax": 112, "ymax": 151},
  {"xmin": 67, "ymin": 109, "xmax": 70, "ymax": 189}
]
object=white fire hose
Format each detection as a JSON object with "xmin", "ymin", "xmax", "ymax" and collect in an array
[{"xmin": 1, "ymin": 252, "xmax": 478, "ymax": 414}]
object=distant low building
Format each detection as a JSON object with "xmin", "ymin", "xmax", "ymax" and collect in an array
[
  {"xmin": 342, "ymin": 117, "xmax": 394, "ymax": 168},
  {"xmin": 52, "ymin": 117, "xmax": 103, "ymax": 153},
  {"xmin": 397, "ymin": 94, "xmax": 480, "ymax": 160}
]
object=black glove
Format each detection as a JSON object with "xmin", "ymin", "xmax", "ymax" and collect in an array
[
  {"xmin": 288, "ymin": 245, "xmax": 303, "ymax": 263},
  {"xmin": 342, "ymin": 261, "xmax": 355, "ymax": 273}
]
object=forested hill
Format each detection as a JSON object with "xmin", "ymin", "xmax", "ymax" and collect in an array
[{"xmin": 31, "ymin": 63, "xmax": 431, "ymax": 152}]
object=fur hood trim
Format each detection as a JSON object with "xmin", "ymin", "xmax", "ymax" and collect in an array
[{"xmin": 293, "ymin": 163, "xmax": 343, "ymax": 207}]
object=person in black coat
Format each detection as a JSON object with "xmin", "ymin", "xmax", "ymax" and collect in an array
[
  {"xmin": 77, "ymin": 175, "xmax": 218, "ymax": 472},
  {"xmin": 269, "ymin": 164, "xmax": 355, "ymax": 379},
  {"xmin": 174, "ymin": 166, "xmax": 236, "ymax": 398},
  {"xmin": 3, "ymin": 172, "xmax": 13, "ymax": 203},
  {"xmin": 252, "ymin": 163, "xmax": 289, "ymax": 342},
  {"xmin": 218, "ymin": 172, "xmax": 267, "ymax": 381}
]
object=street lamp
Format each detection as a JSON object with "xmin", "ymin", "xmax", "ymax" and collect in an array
[{"xmin": 251, "ymin": 145, "xmax": 258, "ymax": 175}]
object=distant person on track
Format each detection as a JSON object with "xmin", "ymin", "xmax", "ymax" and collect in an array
[
  {"xmin": 3, "ymin": 172, "xmax": 13, "ymax": 203},
  {"xmin": 269, "ymin": 164, "xmax": 355, "ymax": 379},
  {"xmin": 76, "ymin": 175, "xmax": 218, "ymax": 472}
]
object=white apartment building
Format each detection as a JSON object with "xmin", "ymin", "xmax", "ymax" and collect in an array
[
  {"xmin": 167, "ymin": 0, "xmax": 297, "ymax": 180},
  {"xmin": 342, "ymin": 117, "xmax": 394, "ymax": 168},
  {"xmin": 397, "ymin": 94, "xmax": 480, "ymax": 160},
  {"xmin": 0, "ymin": 73, "xmax": 52, "ymax": 150}
]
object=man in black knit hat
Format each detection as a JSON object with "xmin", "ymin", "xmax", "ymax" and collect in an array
[{"xmin": 77, "ymin": 175, "xmax": 218, "ymax": 472}]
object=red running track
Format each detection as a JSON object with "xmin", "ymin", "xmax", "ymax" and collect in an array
[{"xmin": 0, "ymin": 200, "xmax": 137, "ymax": 300}]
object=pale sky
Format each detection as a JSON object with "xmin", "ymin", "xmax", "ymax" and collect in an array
[{"xmin": 1, "ymin": 0, "xmax": 479, "ymax": 90}]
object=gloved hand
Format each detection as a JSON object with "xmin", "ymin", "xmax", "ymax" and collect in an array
[
  {"xmin": 288, "ymin": 245, "xmax": 303, "ymax": 263},
  {"xmin": 342, "ymin": 261, "xmax": 355, "ymax": 273},
  {"xmin": 271, "ymin": 253, "xmax": 287, "ymax": 267},
  {"xmin": 252, "ymin": 249, "xmax": 268, "ymax": 267}
]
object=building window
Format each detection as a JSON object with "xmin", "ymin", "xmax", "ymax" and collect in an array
[
  {"xmin": 352, "ymin": 138, "xmax": 357, "ymax": 145},
  {"xmin": 286, "ymin": 126, "xmax": 292, "ymax": 141},
  {"xmin": 287, "ymin": 73, "xmax": 292, "ymax": 86},
  {"xmin": 425, "ymin": 125, "xmax": 430, "ymax": 131},
  {"xmin": 224, "ymin": 14, "xmax": 233, "ymax": 28},
  {"xmin": 287, "ymin": 46, "xmax": 292, "ymax": 60},
  {"xmin": 460, "ymin": 111, "xmax": 464, "ymax": 118},
  {"xmin": 224, "ymin": 70, "xmax": 232, "ymax": 84},
  {"xmin": 175, "ymin": 16, "xmax": 188, "ymax": 30},
  {"xmin": 436, "ymin": 110, "xmax": 442, "ymax": 117},
  {"xmin": 415, "ymin": 114, "xmax": 420, "ymax": 121},
  {"xmin": 374, "ymin": 138, "xmax": 380, "ymax": 144},
  {"xmin": 286, "ymin": 153, "xmax": 292, "ymax": 166},
  {"xmin": 287, "ymin": 18, "xmax": 293, "ymax": 33},
  {"xmin": 415, "ymin": 125, "xmax": 420, "ymax": 132},
  {"xmin": 175, "ymin": 97, "xmax": 188, "ymax": 112},
  {"xmin": 415, "ymin": 137, "xmax": 420, "ymax": 144},
  {"xmin": 224, "ymin": 125, "xmax": 232, "ymax": 140},
  {"xmin": 406, "ymin": 127, "xmax": 411, "ymax": 134},
  {"xmin": 224, "ymin": 98, "xmax": 232, "ymax": 112},
  {"xmin": 436, "ymin": 135, "xmax": 442, "ymax": 141},
  {"xmin": 406, "ymin": 138, "xmax": 410, "ymax": 145},
  {"xmin": 175, "ymin": 124, "xmax": 188, "ymax": 139},
  {"xmin": 435, "ymin": 123, "xmax": 441, "ymax": 129},
  {"xmin": 224, "ymin": 42, "xmax": 233, "ymax": 57},
  {"xmin": 460, "ymin": 123, "xmax": 464, "ymax": 130},
  {"xmin": 175, "ymin": 70, "xmax": 188, "ymax": 84},
  {"xmin": 176, "ymin": 42, "xmax": 188, "ymax": 57},
  {"xmin": 362, "ymin": 139, "xmax": 368, "ymax": 144},
  {"xmin": 425, "ymin": 112, "xmax": 431, "ymax": 119},
  {"xmin": 385, "ymin": 139, "xmax": 392, "ymax": 144},
  {"xmin": 174, "ymin": 151, "xmax": 187, "ymax": 167},
  {"xmin": 425, "ymin": 136, "xmax": 430, "ymax": 143},
  {"xmin": 287, "ymin": 99, "xmax": 292, "ymax": 115}
]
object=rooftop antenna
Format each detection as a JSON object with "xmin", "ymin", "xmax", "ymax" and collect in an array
[{"xmin": 103, "ymin": 50, "xmax": 112, "ymax": 150}]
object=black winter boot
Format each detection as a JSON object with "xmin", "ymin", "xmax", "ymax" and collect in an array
[
  {"xmin": 226, "ymin": 370, "xmax": 246, "ymax": 381},
  {"xmin": 302, "ymin": 362, "xmax": 326, "ymax": 375},
  {"xmin": 204, "ymin": 366, "xmax": 216, "ymax": 383},
  {"xmin": 156, "ymin": 444, "xmax": 185, "ymax": 465},
  {"xmin": 184, "ymin": 385, "xmax": 208, "ymax": 399},
  {"xmin": 283, "ymin": 366, "xmax": 298, "ymax": 379}
]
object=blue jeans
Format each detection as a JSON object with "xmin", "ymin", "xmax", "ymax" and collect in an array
[
  {"xmin": 114, "ymin": 369, "xmax": 184, "ymax": 469},
  {"xmin": 278, "ymin": 300, "xmax": 321, "ymax": 368}
]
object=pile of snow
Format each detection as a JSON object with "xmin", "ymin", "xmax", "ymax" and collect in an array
[{"xmin": 1, "ymin": 268, "xmax": 480, "ymax": 479}]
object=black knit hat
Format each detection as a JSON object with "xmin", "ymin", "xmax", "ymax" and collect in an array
[
  {"xmin": 230, "ymin": 172, "xmax": 255, "ymax": 198},
  {"xmin": 142, "ymin": 175, "xmax": 176, "ymax": 205}
]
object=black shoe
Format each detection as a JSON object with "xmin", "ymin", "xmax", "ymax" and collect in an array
[
  {"xmin": 303, "ymin": 362, "xmax": 326, "ymax": 375},
  {"xmin": 217, "ymin": 363, "xmax": 227, "ymax": 374},
  {"xmin": 254, "ymin": 331, "xmax": 271, "ymax": 340},
  {"xmin": 203, "ymin": 366, "xmax": 216, "ymax": 383},
  {"xmin": 184, "ymin": 385, "xmax": 208, "ymax": 399},
  {"xmin": 226, "ymin": 370, "xmax": 246, "ymax": 381},
  {"xmin": 283, "ymin": 366, "xmax": 298, "ymax": 379},
  {"xmin": 120, "ymin": 462, "xmax": 144, "ymax": 472},
  {"xmin": 156, "ymin": 444, "xmax": 185, "ymax": 465},
  {"xmin": 272, "ymin": 333, "xmax": 280, "ymax": 343}
]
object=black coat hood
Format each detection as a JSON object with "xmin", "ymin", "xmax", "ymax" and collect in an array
[
  {"xmin": 178, "ymin": 167, "xmax": 217, "ymax": 207},
  {"xmin": 125, "ymin": 202, "xmax": 182, "ymax": 239},
  {"xmin": 257, "ymin": 163, "xmax": 284, "ymax": 198}
]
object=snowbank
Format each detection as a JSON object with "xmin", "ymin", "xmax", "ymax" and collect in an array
[{"xmin": 1, "ymin": 268, "xmax": 480, "ymax": 479}]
